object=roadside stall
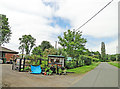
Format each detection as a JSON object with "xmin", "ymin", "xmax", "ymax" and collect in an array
[{"xmin": 48, "ymin": 55, "xmax": 65, "ymax": 67}]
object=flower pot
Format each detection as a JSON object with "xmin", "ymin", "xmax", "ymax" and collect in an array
[{"xmin": 44, "ymin": 72, "xmax": 46, "ymax": 75}]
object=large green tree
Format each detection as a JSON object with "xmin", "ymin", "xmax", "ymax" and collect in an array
[
  {"xmin": 57, "ymin": 48, "xmax": 68, "ymax": 59},
  {"xmin": 19, "ymin": 35, "xmax": 36, "ymax": 55},
  {"xmin": 58, "ymin": 29, "xmax": 87, "ymax": 58},
  {"xmin": 43, "ymin": 48, "xmax": 57, "ymax": 57},
  {"xmin": 32, "ymin": 46, "xmax": 43, "ymax": 56},
  {"xmin": 101, "ymin": 42, "xmax": 106, "ymax": 61},
  {"xmin": 0, "ymin": 14, "xmax": 12, "ymax": 46},
  {"xmin": 40, "ymin": 41, "xmax": 53, "ymax": 51}
]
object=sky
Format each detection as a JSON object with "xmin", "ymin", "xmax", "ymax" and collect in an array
[{"xmin": 0, "ymin": 0, "xmax": 118, "ymax": 54}]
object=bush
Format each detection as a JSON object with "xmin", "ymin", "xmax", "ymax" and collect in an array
[
  {"xmin": 66, "ymin": 61, "xmax": 77, "ymax": 69},
  {"xmin": 84, "ymin": 58, "xmax": 91, "ymax": 65},
  {"xmin": 41, "ymin": 60, "xmax": 48, "ymax": 68},
  {"xmin": 79, "ymin": 55, "xmax": 92, "ymax": 65},
  {"xmin": 92, "ymin": 58, "xmax": 99, "ymax": 62},
  {"xmin": 24, "ymin": 66, "xmax": 30, "ymax": 71}
]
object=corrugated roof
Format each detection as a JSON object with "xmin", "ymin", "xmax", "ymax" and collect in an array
[{"xmin": 0, "ymin": 46, "xmax": 18, "ymax": 54}]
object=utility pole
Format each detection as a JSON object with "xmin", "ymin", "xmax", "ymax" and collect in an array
[
  {"xmin": 116, "ymin": 46, "xmax": 118, "ymax": 61},
  {"xmin": 55, "ymin": 41, "xmax": 57, "ymax": 49}
]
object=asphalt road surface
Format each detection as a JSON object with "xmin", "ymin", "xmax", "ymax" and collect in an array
[
  {"xmin": 0, "ymin": 64, "xmax": 2, "ymax": 88},
  {"xmin": 72, "ymin": 62, "xmax": 118, "ymax": 87}
]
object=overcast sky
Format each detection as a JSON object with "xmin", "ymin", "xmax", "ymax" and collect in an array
[{"xmin": 0, "ymin": 0, "xmax": 118, "ymax": 54}]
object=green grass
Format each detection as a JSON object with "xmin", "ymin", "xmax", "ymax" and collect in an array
[
  {"xmin": 108, "ymin": 62, "xmax": 120, "ymax": 68},
  {"xmin": 66, "ymin": 62, "xmax": 101, "ymax": 74}
]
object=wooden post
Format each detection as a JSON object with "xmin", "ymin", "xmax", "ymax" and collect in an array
[
  {"xmin": 40, "ymin": 59, "xmax": 41, "ymax": 64},
  {"xmin": 23, "ymin": 58, "xmax": 25, "ymax": 71},
  {"xmin": 19, "ymin": 59, "xmax": 22, "ymax": 72},
  {"xmin": 64, "ymin": 58, "xmax": 65, "ymax": 67}
]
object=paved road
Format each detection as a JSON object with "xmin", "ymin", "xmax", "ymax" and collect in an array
[
  {"xmin": 0, "ymin": 64, "xmax": 2, "ymax": 88},
  {"xmin": 72, "ymin": 62, "xmax": 118, "ymax": 87}
]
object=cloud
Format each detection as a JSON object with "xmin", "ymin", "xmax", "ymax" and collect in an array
[
  {"xmin": 55, "ymin": 0, "xmax": 118, "ymax": 38},
  {"xmin": 0, "ymin": 0, "xmax": 63, "ymax": 52},
  {"xmin": 86, "ymin": 39, "xmax": 118, "ymax": 54},
  {"xmin": 0, "ymin": 0, "xmax": 118, "ymax": 54}
]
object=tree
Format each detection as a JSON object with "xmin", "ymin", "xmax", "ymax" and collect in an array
[
  {"xmin": 101, "ymin": 42, "xmax": 106, "ymax": 61},
  {"xmin": 0, "ymin": 14, "xmax": 12, "ymax": 46},
  {"xmin": 58, "ymin": 29, "xmax": 87, "ymax": 58},
  {"xmin": 32, "ymin": 46, "xmax": 43, "ymax": 56},
  {"xmin": 18, "ymin": 44, "xmax": 25, "ymax": 58},
  {"xmin": 57, "ymin": 48, "xmax": 68, "ymax": 59},
  {"xmin": 19, "ymin": 35, "xmax": 36, "ymax": 55},
  {"xmin": 43, "ymin": 48, "xmax": 57, "ymax": 57},
  {"xmin": 40, "ymin": 41, "xmax": 53, "ymax": 51}
]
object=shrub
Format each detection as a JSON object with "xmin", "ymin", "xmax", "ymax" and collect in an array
[
  {"xmin": 66, "ymin": 61, "xmax": 77, "ymax": 69},
  {"xmin": 24, "ymin": 66, "xmax": 30, "ymax": 71},
  {"xmin": 41, "ymin": 60, "xmax": 48, "ymax": 68},
  {"xmin": 92, "ymin": 58, "xmax": 99, "ymax": 62}
]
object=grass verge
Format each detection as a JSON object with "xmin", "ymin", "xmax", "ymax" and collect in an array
[
  {"xmin": 66, "ymin": 62, "xmax": 101, "ymax": 74},
  {"xmin": 108, "ymin": 62, "xmax": 120, "ymax": 68}
]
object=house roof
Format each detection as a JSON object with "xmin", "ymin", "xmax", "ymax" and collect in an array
[
  {"xmin": 48, "ymin": 55, "xmax": 65, "ymax": 58},
  {"xmin": 0, "ymin": 46, "xmax": 18, "ymax": 54}
]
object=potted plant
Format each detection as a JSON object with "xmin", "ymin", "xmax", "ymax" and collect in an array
[{"xmin": 58, "ymin": 68, "xmax": 63, "ymax": 75}]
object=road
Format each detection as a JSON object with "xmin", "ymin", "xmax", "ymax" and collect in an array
[
  {"xmin": 0, "ymin": 64, "xmax": 2, "ymax": 88},
  {"xmin": 72, "ymin": 62, "xmax": 118, "ymax": 87}
]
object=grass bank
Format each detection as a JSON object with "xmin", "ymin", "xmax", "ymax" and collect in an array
[
  {"xmin": 108, "ymin": 62, "xmax": 120, "ymax": 68},
  {"xmin": 66, "ymin": 62, "xmax": 101, "ymax": 74}
]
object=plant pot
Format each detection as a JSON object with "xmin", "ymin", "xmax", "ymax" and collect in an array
[{"xmin": 44, "ymin": 72, "xmax": 46, "ymax": 75}]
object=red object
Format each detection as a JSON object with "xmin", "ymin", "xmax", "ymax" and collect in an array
[{"xmin": 44, "ymin": 72, "xmax": 46, "ymax": 75}]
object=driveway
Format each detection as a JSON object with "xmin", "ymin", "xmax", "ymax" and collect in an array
[
  {"xmin": 2, "ymin": 64, "xmax": 85, "ymax": 87},
  {"xmin": 72, "ymin": 62, "xmax": 118, "ymax": 87}
]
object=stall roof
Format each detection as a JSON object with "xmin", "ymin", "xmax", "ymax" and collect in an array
[
  {"xmin": 0, "ymin": 46, "xmax": 18, "ymax": 54},
  {"xmin": 48, "ymin": 55, "xmax": 64, "ymax": 58}
]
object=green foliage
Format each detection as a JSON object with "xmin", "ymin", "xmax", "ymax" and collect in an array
[
  {"xmin": 110, "ymin": 55, "xmax": 116, "ymax": 61},
  {"xmin": 117, "ymin": 54, "xmax": 120, "ymax": 61},
  {"xmin": 58, "ymin": 29, "xmax": 87, "ymax": 59},
  {"xmin": 24, "ymin": 66, "xmax": 30, "ymax": 71},
  {"xmin": 32, "ymin": 46, "xmax": 43, "ymax": 56},
  {"xmin": 79, "ymin": 55, "xmax": 92, "ymax": 65},
  {"xmin": 48, "ymin": 69, "xmax": 53, "ymax": 75},
  {"xmin": 24, "ymin": 55, "xmax": 41, "ymax": 65},
  {"xmin": 93, "ymin": 58, "xmax": 99, "ymax": 62},
  {"xmin": 57, "ymin": 48, "xmax": 68, "ymax": 59},
  {"xmin": 108, "ymin": 62, "xmax": 120, "ymax": 68},
  {"xmin": 66, "ymin": 61, "xmax": 77, "ymax": 69},
  {"xmin": 19, "ymin": 35, "xmax": 36, "ymax": 55},
  {"xmin": 41, "ymin": 59, "xmax": 48, "ymax": 68},
  {"xmin": 40, "ymin": 41, "xmax": 53, "ymax": 51},
  {"xmin": 0, "ymin": 14, "xmax": 12, "ymax": 45},
  {"xmin": 43, "ymin": 48, "xmax": 57, "ymax": 57},
  {"xmin": 45, "ymin": 66, "xmax": 53, "ymax": 75},
  {"xmin": 58, "ymin": 68, "xmax": 63, "ymax": 75}
]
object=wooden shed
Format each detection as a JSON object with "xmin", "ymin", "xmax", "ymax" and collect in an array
[{"xmin": 48, "ymin": 55, "xmax": 65, "ymax": 67}]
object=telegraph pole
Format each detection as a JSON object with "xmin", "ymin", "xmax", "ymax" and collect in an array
[{"xmin": 55, "ymin": 41, "xmax": 57, "ymax": 49}]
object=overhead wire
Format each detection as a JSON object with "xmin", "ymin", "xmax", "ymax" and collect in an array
[{"xmin": 75, "ymin": 0, "xmax": 114, "ymax": 32}]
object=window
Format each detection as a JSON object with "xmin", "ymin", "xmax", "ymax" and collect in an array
[
  {"xmin": 56, "ymin": 59, "xmax": 59, "ymax": 63},
  {"xmin": 51, "ymin": 59, "xmax": 54, "ymax": 63}
]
